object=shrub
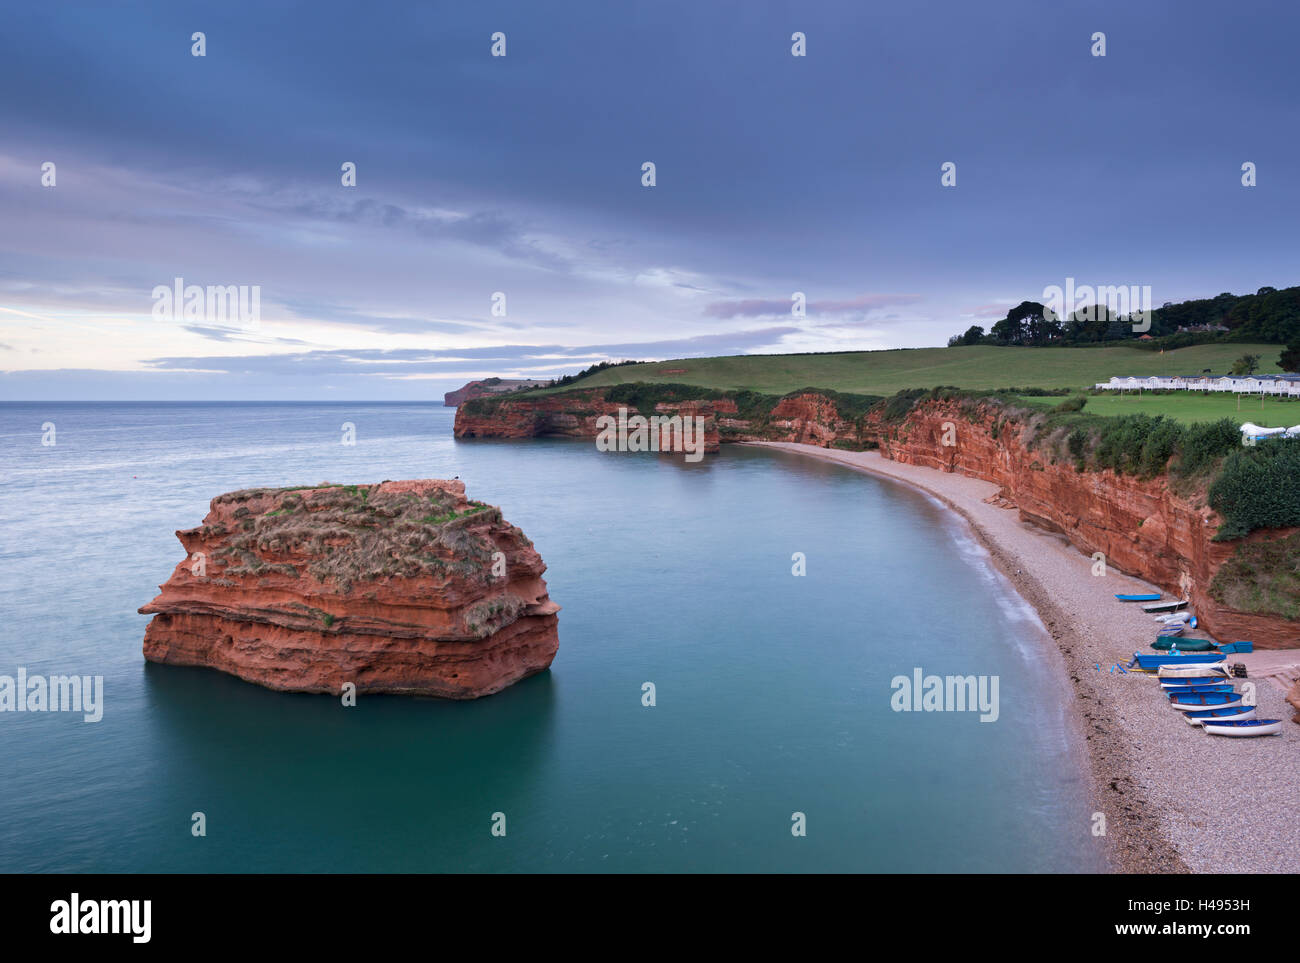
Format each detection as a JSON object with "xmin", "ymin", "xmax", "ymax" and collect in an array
[
  {"xmin": 1175, "ymin": 419, "xmax": 1240, "ymax": 477},
  {"xmin": 1138, "ymin": 418, "xmax": 1184, "ymax": 476},
  {"xmin": 1208, "ymin": 440, "xmax": 1300, "ymax": 538},
  {"xmin": 879, "ymin": 387, "xmax": 930, "ymax": 422},
  {"xmin": 1209, "ymin": 532, "xmax": 1300, "ymax": 619}
]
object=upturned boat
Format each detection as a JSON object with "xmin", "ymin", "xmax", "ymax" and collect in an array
[
  {"xmin": 1151, "ymin": 637, "xmax": 1213, "ymax": 651},
  {"xmin": 1130, "ymin": 652, "xmax": 1227, "ymax": 671},
  {"xmin": 1168, "ymin": 692, "xmax": 1243, "ymax": 711},
  {"xmin": 1158, "ymin": 663, "xmax": 1229, "ymax": 679},
  {"xmin": 1115, "ymin": 593, "xmax": 1161, "ymax": 602},
  {"xmin": 1182, "ymin": 706, "xmax": 1258, "ymax": 726},
  {"xmin": 1163, "ymin": 684, "xmax": 1235, "ymax": 696},
  {"xmin": 1202, "ymin": 719, "xmax": 1282, "ymax": 737},
  {"xmin": 1142, "ymin": 600, "xmax": 1189, "ymax": 613}
]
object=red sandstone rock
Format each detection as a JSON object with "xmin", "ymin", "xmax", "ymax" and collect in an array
[
  {"xmin": 866, "ymin": 398, "xmax": 1300, "ymax": 649},
  {"xmin": 454, "ymin": 387, "xmax": 1299, "ymax": 649},
  {"xmin": 767, "ymin": 393, "xmax": 857, "ymax": 446},
  {"xmin": 139, "ymin": 480, "xmax": 559, "ymax": 699},
  {"xmin": 453, "ymin": 389, "xmax": 725, "ymax": 452}
]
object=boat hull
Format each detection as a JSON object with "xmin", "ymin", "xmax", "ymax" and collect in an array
[
  {"xmin": 1143, "ymin": 600, "xmax": 1189, "ymax": 613},
  {"xmin": 1168, "ymin": 694, "xmax": 1243, "ymax": 711},
  {"xmin": 1131, "ymin": 652, "xmax": 1227, "ymax": 671},
  {"xmin": 1158, "ymin": 664, "xmax": 1229, "ymax": 679},
  {"xmin": 1183, "ymin": 707, "xmax": 1258, "ymax": 726},
  {"xmin": 1115, "ymin": 594, "xmax": 1161, "ymax": 602},
  {"xmin": 1203, "ymin": 719, "xmax": 1282, "ymax": 737}
]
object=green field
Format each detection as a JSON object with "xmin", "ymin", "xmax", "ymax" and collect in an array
[
  {"xmin": 544, "ymin": 343, "xmax": 1284, "ymax": 398},
  {"xmin": 1011, "ymin": 390, "xmax": 1300, "ymax": 427}
]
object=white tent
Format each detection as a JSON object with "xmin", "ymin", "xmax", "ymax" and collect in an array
[{"xmin": 1241, "ymin": 422, "xmax": 1288, "ymax": 441}]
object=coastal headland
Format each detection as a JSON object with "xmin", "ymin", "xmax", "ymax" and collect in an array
[{"xmin": 454, "ymin": 381, "xmax": 1300, "ymax": 872}]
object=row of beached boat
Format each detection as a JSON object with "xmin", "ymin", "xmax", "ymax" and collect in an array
[
  {"xmin": 1116, "ymin": 594, "xmax": 1279, "ymax": 737},
  {"xmin": 1114, "ymin": 593, "xmax": 1254, "ymax": 654}
]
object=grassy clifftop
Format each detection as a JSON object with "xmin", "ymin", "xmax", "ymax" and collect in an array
[{"xmin": 529, "ymin": 343, "xmax": 1283, "ymax": 398}]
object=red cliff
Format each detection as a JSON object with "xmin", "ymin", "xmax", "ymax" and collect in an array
[
  {"xmin": 454, "ymin": 389, "xmax": 725, "ymax": 452},
  {"xmin": 866, "ymin": 398, "xmax": 1299, "ymax": 648},
  {"xmin": 139, "ymin": 480, "xmax": 559, "ymax": 698},
  {"xmin": 454, "ymin": 386, "xmax": 1297, "ymax": 648}
]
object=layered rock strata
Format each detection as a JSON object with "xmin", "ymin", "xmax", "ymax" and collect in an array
[{"xmin": 140, "ymin": 480, "xmax": 559, "ymax": 698}]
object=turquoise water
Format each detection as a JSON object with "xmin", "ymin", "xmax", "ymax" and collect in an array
[{"xmin": 0, "ymin": 403, "xmax": 1102, "ymax": 872}]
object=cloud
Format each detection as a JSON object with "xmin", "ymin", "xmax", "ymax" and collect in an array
[
  {"xmin": 180, "ymin": 325, "xmax": 315, "ymax": 346},
  {"xmin": 964, "ymin": 302, "xmax": 1014, "ymax": 318},
  {"xmin": 276, "ymin": 298, "xmax": 488, "ymax": 336},
  {"xmin": 703, "ymin": 294, "xmax": 922, "ymax": 319},
  {"xmin": 138, "ymin": 326, "xmax": 799, "ymax": 378},
  {"xmin": 245, "ymin": 192, "xmax": 573, "ymax": 272}
]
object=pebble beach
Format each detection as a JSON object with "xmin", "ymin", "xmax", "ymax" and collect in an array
[{"xmin": 752, "ymin": 442, "xmax": 1300, "ymax": 874}]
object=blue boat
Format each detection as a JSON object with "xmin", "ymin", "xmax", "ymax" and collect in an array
[
  {"xmin": 1183, "ymin": 706, "xmax": 1257, "ymax": 726},
  {"xmin": 1115, "ymin": 593, "xmax": 1161, "ymax": 602},
  {"xmin": 1165, "ymin": 684, "xmax": 1235, "ymax": 696},
  {"xmin": 1160, "ymin": 677, "xmax": 1232, "ymax": 688},
  {"xmin": 1168, "ymin": 692, "xmax": 1242, "ymax": 711},
  {"xmin": 1129, "ymin": 652, "xmax": 1227, "ymax": 671}
]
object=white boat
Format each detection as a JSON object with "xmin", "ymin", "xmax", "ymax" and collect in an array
[
  {"xmin": 1158, "ymin": 664, "xmax": 1229, "ymax": 679},
  {"xmin": 1155, "ymin": 612, "xmax": 1192, "ymax": 624},
  {"xmin": 1183, "ymin": 707, "xmax": 1258, "ymax": 726},
  {"xmin": 1168, "ymin": 693, "xmax": 1242, "ymax": 712},
  {"xmin": 1159, "ymin": 678, "xmax": 1232, "ymax": 689},
  {"xmin": 1143, "ymin": 599, "xmax": 1189, "ymax": 613},
  {"xmin": 1202, "ymin": 719, "xmax": 1283, "ymax": 737}
]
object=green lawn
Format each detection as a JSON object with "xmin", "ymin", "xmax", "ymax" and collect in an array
[
  {"xmin": 1068, "ymin": 392, "xmax": 1300, "ymax": 427},
  {"xmin": 540, "ymin": 343, "xmax": 1285, "ymax": 398}
]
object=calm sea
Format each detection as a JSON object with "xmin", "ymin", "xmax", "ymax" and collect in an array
[{"xmin": 0, "ymin": 403, "xmax": 1102, "ymax": 872}]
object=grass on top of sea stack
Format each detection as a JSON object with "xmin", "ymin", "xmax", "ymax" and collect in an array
[
  {"xmin": 531, "ymin": 343, "xmax": 1284, "ymax": 398},
  {"xmin": 211, "ymin": 483, "xmax": 501, "ymax": 593}
]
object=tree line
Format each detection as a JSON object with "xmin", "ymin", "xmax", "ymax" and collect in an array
[{"xmin": 948, "ymin": 286, "xmax": 1300, "ymax": 370}]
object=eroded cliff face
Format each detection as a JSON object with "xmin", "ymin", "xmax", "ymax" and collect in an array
[
  {"xmin": 453, "ymin": 388, "xmax": 876, "ymax": 450},
  {"xmin": 454, "ymin": 389, "xmax": 725, "ymax": 452},
  {"xmin": 139, "ymin": 480, "xmax": 560, "ymax": 698},
  {"xmin": 454, "ymin": 387, "xmax": 1297, "ymax": 648},
  {"xmin": 867, "ymin": 399, "xmax": 1298, "ymax": 648}
]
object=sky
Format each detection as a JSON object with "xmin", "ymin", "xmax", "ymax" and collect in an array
[{"xmin": 2, "ymin": 0, "xmax": 1298, "ymax": 400}]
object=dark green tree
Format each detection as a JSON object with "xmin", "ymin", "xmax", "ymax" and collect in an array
[
  {"xmin": 990, "ymin": 301, "xmax": 1049, "ymax": 344},
  {"xmin": 1231, "ymin": 353, "xmax": 1261, "ymax": 375}
]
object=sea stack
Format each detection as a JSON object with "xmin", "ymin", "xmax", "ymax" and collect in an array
[{"xmin": 139, "ymin": 480, "xmax": 559, "ymax": 699}]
